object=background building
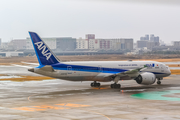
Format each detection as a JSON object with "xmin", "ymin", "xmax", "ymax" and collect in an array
[
  {"xmin": 173, "ymin": 41, "xmax": 180, "ymax": 47},
  {"xmin": 76, "ymin": 38, "xmax": 88, "ymax": 49},
  {"xmin": 120, "ymin": 39, "xmax": 133, "ymax": 51},
  {"xmin": 0, "ymin": 33, "xmax": 135, "ymax": 56},
  {"xmin": 86, "ymin": 34, "xmax": 95, "ymax": 39},
  {"xmin": 99, "ymin": 39, "xmax": 111, "ymax": 50},
  {"xmin": 111, "ymin": 39, "xmax": 121, "ymax": 50},
  {"xmin": 137, "ymin": 40, "xmax": 148, "ymax": 48},
  {"xmin": 138, "ymin": 34, "xmax": 160, "ymax": 50},
  {"xmin": 0, "ymin": 42, "xmax": 8, "ymax": 49},
  {"xmin": 140, "ymin": 34, "xmax": 149, "ymax": 40},
  {"xmin": 8, "ymin": 39, "xmax": 27, "ymax": 50},
  {"xmin": 150, "ymin": 34, "xmax": 159, "ymax": 42},
  {"xmin": 26, "ymin": 37, "xmax": 76, "ymax": 51},
  {"xmin": 56, "ymin": 37, "xmax": 76, "ymax": 51},
  {"xmin": 89, "ymin": 38, "xmax": 133, "ymax": 51},
  {"xmin": 26, "ymin": 38, "xmax": 56, "ymax": 50},
  {"xmin": 89, "ymin": 39, "xmax": 100, "ymax": 50},
  {"xmin": 86, "ymin": 34, "xmax": 95, "ymax": 49}
]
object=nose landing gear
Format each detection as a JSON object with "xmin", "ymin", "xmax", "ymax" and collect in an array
[
  {"xmin": 157, "ymin": 78, "xmax": 163, "ymax": 85},
  {"xmin": 157, "ymin": 80, "xmax": 161, "ymax": 85}
]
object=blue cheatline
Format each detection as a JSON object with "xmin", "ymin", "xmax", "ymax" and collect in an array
[
  {"xmin": 131, "ymin": 90, "xmax": 180, "ymax": 101},
  {"xmin": 35, "ymin": 63, "xmax": 165, "ymax": 74}
]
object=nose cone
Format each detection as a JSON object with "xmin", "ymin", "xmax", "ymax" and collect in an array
[
  {"xmin": 167, "ymin": 69, "xmax": 171, "ymax": 76},
  {"xmin": 28, "ymin": 68, "xmax": 34, "ymax": 72}
]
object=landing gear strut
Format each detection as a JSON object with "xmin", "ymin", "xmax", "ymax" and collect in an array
[
  {"xmin": 111, "ymin": 75, "xmax": 121, "ymax": 89},
  {"xmin": 157, "ymin": 80, "xmax": 161, "ymax": 85},
  {"xmin": 111, "ymin": 83, "xmax": 121, "ymax": 89},
  {"xmin": 157, "ymin": 78, "xmax": 162, "ymax": 85},
  {"xmin": 90, "ymin": 81, "xmax": 100, "ymax": 87}
]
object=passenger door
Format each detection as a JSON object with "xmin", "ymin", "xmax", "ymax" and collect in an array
[
  {"xmin": 67, "ymin": 66, "xmax": 72, "ymax": 74},
  {"xmin": 98, "ymin": 65, "xmax": 103, "ymax": 73}
]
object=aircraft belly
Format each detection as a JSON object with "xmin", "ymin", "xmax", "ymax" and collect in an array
[
  {"xmin": 66, "ymin": 71, "xmax": 97, "ymax": 81},
  {"xmin": 35, "ymin": 69, "xmax": 101, "ymax": 81},
  {"xmin": 34, "ymin": 69, "xmax": 111, "ymax": 82},
  {"xmin": 155, "ymin": 74, "xmax": 167, "ymax": 78}
]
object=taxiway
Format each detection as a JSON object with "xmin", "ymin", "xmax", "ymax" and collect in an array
[{"xmin": 0, "ymin": 73, "xmax": 180, "ymax": 119}]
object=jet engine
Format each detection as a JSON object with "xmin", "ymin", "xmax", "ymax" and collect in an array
[{"xmin": 135, "ymin": 72, "xmax": 156, "ymax": 85}]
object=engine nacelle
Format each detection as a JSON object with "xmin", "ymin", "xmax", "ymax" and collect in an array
[{"xmin": 135, "ymin": 72, "xmax": 156, "ymax": 85}]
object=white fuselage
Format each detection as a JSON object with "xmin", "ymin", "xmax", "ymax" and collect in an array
[{"xmin": 33, "ymin": 61, "xmax": 171, "ymax": 82}]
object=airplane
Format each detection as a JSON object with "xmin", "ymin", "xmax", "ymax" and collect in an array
[{"xmin": 27, "ymin": 32, "xmax": 171, "ymax": 89}]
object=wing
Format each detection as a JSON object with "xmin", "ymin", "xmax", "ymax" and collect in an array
[
  {"xmin": 116, "ymin": 65, "xmax": 147, "ymax": 77},
  {"xmin": 105, "ymin": 65, "xmax": 147, "ymax": 82}
]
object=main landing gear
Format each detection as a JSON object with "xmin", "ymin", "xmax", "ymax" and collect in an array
[
  {"xmin": 157, "ymin": 78, "xmax": 162, "ymax": 85},
  {"xmin": 111, "ymin": 83, "xmax": 121, "ymax": 89},
  {"xmin": 90, "ymin": 81, "xmax": 100, "ymax": 87}
]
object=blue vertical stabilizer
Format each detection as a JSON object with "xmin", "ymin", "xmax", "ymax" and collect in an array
[{"xmin": 29, "ymin": 32, "xmax": 60, "ymax": 65}]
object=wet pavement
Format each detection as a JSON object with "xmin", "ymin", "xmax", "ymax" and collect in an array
[
  {"xmin": 0, "ymin": 66, "xmax": 180, "ymax": 120},
  {"xmin": 163, "ymin": 61, "xmax": 180, "ymax": 64},
  {"xmin": 169, "ymin": 67, "xmax": 180, "ymax": 70}
]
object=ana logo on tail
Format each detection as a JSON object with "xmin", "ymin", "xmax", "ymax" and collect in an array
[{"xmin": 35, "ymin": 41, "xmax": 52, "ymax": 60}]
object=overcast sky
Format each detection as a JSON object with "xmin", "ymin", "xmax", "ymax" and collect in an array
[{"xmin": 0, "ymin": 0, "xmax": 180, "ymax": 44}]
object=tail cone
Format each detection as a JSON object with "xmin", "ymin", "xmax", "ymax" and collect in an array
[{"xmin": 28, "ymin": 68, "xmax": 34, "ymax": 72}]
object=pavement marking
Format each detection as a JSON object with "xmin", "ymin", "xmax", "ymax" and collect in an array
[
  {"xmin": 12, "ymin": 107, "xmax": 45, "ymax": 112},
  {"xmin": 76, "ymin": 108, "xmax": 111, "ymax": 120},
  {"xmin": 12, "ymin": 104, "xmax": 111, "ymax": 120},
  {"xmin": 131, "ymin": 90, "xmax": 180, "ymax": 101},
  {"xmin": 88, "ymin": 110, "xmax": 111, "ymax": 120},
  {"xmin": 92, "ymin": 87, "xmax": 109, "ymax": 90},
  {"xmin": 33, "ymin": 105, "xmax": 68, "ymax": 110},
  {"xmin": 56, "ymin": 103, "xmax": 90, "ymax": 107},
  {"xmin": 28, "ymin": 94, "xmax": 39, "ymax": 102},
  {"xmin": 12, "ymin": 103, "xmax": 90, "ymax": 112}
]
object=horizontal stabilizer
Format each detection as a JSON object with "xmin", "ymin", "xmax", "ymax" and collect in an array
[{"xmin": 39, "ymin": 65, "xmax": 54, "ymax": 72}]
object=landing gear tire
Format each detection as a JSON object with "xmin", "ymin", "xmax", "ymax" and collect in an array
[
  {"xmin": 90, "ymin": 82, "xmax": 100, "ymax": 87},
  {"xmin": 111, "ymin": 84, "xmax": 121, "ymax": 89},
  {"xmin": 157, "ymin": 81, "xmax": 161, "ymax": 85},
  {"xmin": 97, "ymin": 83, "xmax": 100, "ymax": 87},
  {"xmin": 111, "ymin": 84, "xmax": 113, "ymax": 88}
]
